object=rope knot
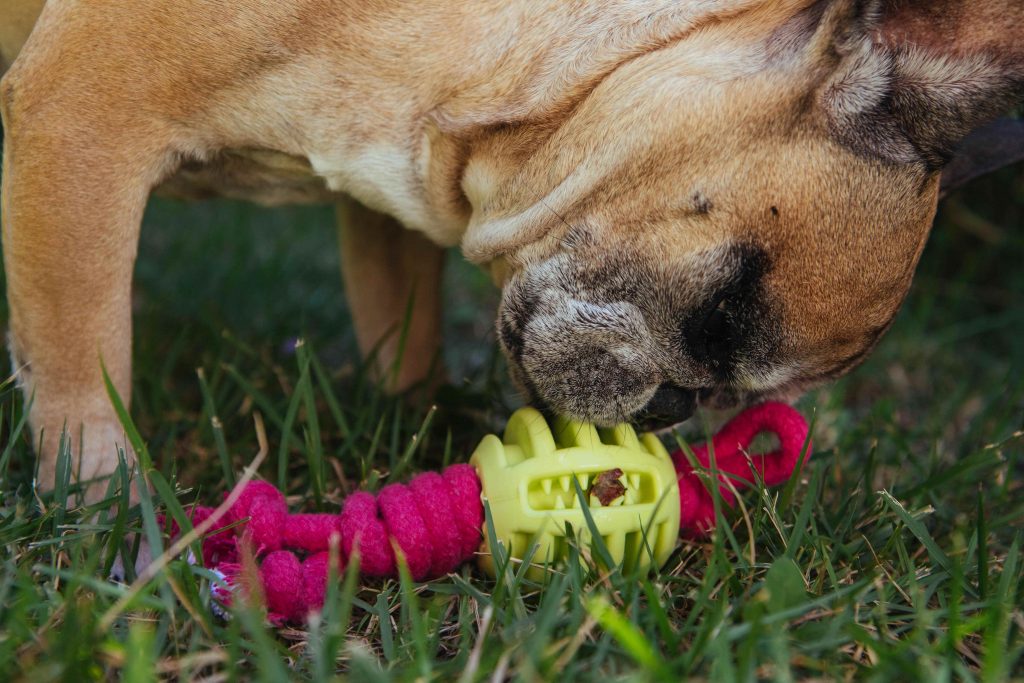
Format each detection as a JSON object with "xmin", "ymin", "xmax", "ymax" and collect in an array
[{"xmin": 671, "ymin": 402, "xmax": 810, "ymax": 536}]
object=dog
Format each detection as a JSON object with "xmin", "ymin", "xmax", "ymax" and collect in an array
[{"xmin": 1, "ymin": 0, "xmax": 1022, "ymax": 502}]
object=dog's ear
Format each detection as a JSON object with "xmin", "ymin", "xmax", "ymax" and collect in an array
[
  {"xmin": 820, "ymin": 0, "xmax": 1024, "ymax": 171},
  {"xmin": 939, "ymin": 117, "xmax": 1024, "ymax": 198}
]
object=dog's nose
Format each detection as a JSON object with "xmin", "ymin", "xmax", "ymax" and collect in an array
[{"xmin": 633, "ymin": 383, "xmax": 697, "ymax": 431}]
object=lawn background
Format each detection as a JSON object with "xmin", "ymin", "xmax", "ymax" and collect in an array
[{"xmin": 0, "ymin": 124, "xmax": 1021, "ymax": 680}]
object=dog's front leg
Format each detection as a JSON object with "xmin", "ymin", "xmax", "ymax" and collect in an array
[
  {"xmin": 1, "ymin": 69, "xmax": 172, "ymax": 502},
  {"xmin": 335, "ymin": 198, "xmax": 446, "ymax": 393}
]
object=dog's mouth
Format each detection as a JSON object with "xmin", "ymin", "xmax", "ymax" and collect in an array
[
  {"xmin": 532, "ymin": 376, "xmax": 770, "ymax": 431},
  {"xmin": 517, "ymin": 373, "xmax": 704, "ymax": 432},
  {"xmin": 630, "ymin": 384, "xmax": 773, "ymax": 432}
]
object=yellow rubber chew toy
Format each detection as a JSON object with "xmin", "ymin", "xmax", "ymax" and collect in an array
[{"xmin": 470, "ymin": 407, "xmax": 681, "ymax": 577}]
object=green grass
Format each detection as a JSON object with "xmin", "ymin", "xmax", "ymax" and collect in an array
[{"xmin": 0, "ymin": 161, "xmax": 1022, "ymax": 680}]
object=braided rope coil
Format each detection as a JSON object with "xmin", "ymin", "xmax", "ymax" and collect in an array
[{"xmin": 192, "ymin": 464, "xmax": 482, "ymax": 622}]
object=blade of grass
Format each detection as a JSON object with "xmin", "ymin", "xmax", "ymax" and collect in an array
[
  {"xmin": 102, "ymin": 452, "xmax": 133, "ymax": 578},
  {"xmin": 982, "ymin": 534, "xmax": 1020, "ymax": 682},
  {"xmin": 878, "ymin": 490, "xmax": 957, "ymax": 582},
  {"xmin": 276, "ymin": 353, "xmax": 307, "ymax": 489},
  {"xmin": 308, "ymin": 343, "xmax": 351, "ymax": 439},
  {"xmin": 296, "ymin": 340, "xmax": 325, "ymax": 506},
  {"xmin": 197, "ymin": 368, "xmax": 235, "ymax": 488},
  {"xmin": 571, "ymin": 477, "xmax": 615, "ymax": 572},
  {"xmin": 779, "ymin": 408, "xmax": 817, "ymax": 511},
  {"xmin": 586, "ymin": 595, "xmax": 670, "ymax": 679},
  {"xmin": 101, "ymin": 360, "xmax": 152, "ymax": 471},
  {"xmin": 785, "ymin": 463, "xmax": 823, "ymax": 557},
  {"xmin": 395, "ymin": 549, "xmax": 431, "ymax": 679},
  {"xmin": 0, "ymin": 391, "xmax": 31, "ymax": 476}
]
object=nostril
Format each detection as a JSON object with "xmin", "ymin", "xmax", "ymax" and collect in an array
[{"xmin": 634, "ymin": 384, "xmax": 697, "ymax": 431}]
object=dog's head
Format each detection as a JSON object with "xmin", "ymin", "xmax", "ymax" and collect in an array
[{"xmin": 460, "ymin": 0, "xmax": 1023, "ymax": 428}]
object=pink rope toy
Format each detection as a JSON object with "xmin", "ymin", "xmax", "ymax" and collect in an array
[{"xmin": 182, "ymin": 402, "xmax": 810, "ymax": 623}]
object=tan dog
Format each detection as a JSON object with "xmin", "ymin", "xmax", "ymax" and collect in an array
[{"xmin": 1, "ymin": 0, "xmax": 1022, "ymax": 500}]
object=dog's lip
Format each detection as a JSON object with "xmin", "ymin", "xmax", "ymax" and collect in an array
[
  {"xmin": 697, "ymin": 386, "xmax": 717, "ymax": 403},
  {"xmin": 696, "ymin": 386, "xmax": 761, "ymax": 412}
]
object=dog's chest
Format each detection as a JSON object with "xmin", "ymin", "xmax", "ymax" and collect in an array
[{"xmin": 155, "ymin": 143, "xmax": 450, "ymax": 241}]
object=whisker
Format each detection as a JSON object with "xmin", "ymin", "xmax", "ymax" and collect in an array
[{"xmin": 539, "ymin": 197, "xmax": 586, "ymax": 246}]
